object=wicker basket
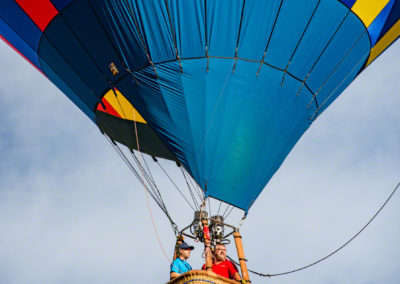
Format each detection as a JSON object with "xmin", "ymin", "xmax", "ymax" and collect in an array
[{"xmin": 166, "ymin": 270, "xmax": 239, "ymax": 284}]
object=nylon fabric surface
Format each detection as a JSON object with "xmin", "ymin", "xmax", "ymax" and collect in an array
[{"xmin": 1, "ymin": 0, "xmax": 400, "ymax": 211}]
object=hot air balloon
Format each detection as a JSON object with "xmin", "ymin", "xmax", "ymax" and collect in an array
[{"xmin": 1, "ymin": 0, "xmax": 399, "ymax": 283}]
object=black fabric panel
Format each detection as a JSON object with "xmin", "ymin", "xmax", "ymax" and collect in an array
[{"xmin": 96, "ymin": 111, "xmax": 176, "ymax": 161}]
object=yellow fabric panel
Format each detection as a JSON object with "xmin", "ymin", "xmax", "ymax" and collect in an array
[
  {"xmin": 366, "ymin": 20, "xmax": 400, "ymax": 66},
  {"xmin": 104, "ymin": 89, "xmax": 146, "ymax": 123},
  {"xmin": 352, "ymin": 0, "xmax": 390, "ymax": 27}
]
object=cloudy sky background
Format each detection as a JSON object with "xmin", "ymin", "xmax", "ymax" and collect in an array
[{"xmin": 0, "ymin": 39, "xmax": 399, "ymax": 284}]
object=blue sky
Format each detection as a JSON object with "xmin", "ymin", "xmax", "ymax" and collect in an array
[{"xmin": 0, "ymin": 40, "xmax": 399, "ymax": 284}]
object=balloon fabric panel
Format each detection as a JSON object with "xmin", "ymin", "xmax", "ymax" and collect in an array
[
  {"xmin": 1, "ymin": 0, "xmax": 400, "ymax": 211},
  {"xmin": 165, "ymin": 0, "xmax": 206, "ymax": 59},
  {"xmin": 15, "ymin": 0, "xmax": 58, "ymax": 32},
  {"xmin": 237, "ymin": 0, "xmax": 282, "ymax": 61},
  {"xmin": 367, "ymin": 0, "xmax": 394, "ymax": 46},
  {"xmin": 0, "ymin": 1, "xmax": 42, "ymax": 68}
]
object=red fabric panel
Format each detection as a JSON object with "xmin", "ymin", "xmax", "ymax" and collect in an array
[
  {"xmin": 0, "ymin": 35, "xmax": 45, "ymax": 76},
  {"xmin": 97, "ymin": 98, "xmax": 122, "ymax": 118},
  {"xmin": 15, "ymin": 0, "xmax": 58, "ymax": 32}
]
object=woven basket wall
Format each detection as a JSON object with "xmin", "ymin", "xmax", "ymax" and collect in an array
[{"xmin": 167, "ymin": 270, "xmax": 240, "ymax": 284}]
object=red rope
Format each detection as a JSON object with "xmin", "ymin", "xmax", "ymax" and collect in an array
[{"xmin": 133, "ymin": 112, "xmax": 172, "ymax": 264}]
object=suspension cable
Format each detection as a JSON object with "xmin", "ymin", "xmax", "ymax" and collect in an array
[
  {"xmin": 181, "ymin": 167, "xmax": 200, "ymax": 210},
  {"xmin": 184, "ymin": 168, "xmax": 205, "ymax": 201},
  {"xmin": 104, "ymin": 136, "xmax": 168, "ymax": 214},
  {"xmin": 227, "ymin": 181, "xmax": 400, "ymax": 278},
  {"xmin": 222, "ymin": 204, "xmax": 231, "ymax": 218},
  {"xmin": 130, "ymin": 151, "xmax": 167, "ymax": 210},
  {"xmin": 225, "ymin": 205, "xmax": 235, "ymax": 219},
  {"xmin": 156, "ymin": 161, "xmax": 196, "ymax": 211},
  {"xmin": 217, "ymin": 201, "xmax": 222, "ymax": 216},
  {"xmin": 133, "ymin": 116, "xmax": 175, "ymax": 262}
]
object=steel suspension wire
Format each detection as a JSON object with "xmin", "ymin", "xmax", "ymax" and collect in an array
[
  {"xmin": 217, "ymin": 201, "xmax": 222, "ymax": 216},
  {"xmin": 130, "ymin": 151, "xmax": 168, "ymax": 210},
  {"xmin": 180, "ymin": 167, "xmax": 200, "ymax": 210},
  {"xmin": 228, "ymin": 181, "xmax": 400, "ymax": 278},
  {"xmin": 104, "ymin": 136, "xmax": 168, "ymax": 215},
  {"xmin": 133, "ymin": 117, "xmax": 175, "ymax": 263},
  {"xmin": 183, "ymin": 167, "xmax": 204, "ymax": 201},
  {"xmin": 156, "ymin": 161, "xmax": 197, "ymax": 211},
  {"xmin": 222, "ymin": 204, "xmax": 231, "ymax": 218},
  {"xmin": 225, "ymin": 205, "xmax": 235, "ymax": 219}
]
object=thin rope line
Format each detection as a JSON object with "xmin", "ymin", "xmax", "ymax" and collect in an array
[
  {"xmin": 157, "ymin": 162, "xmax": 196, "ymax": 211},
  {"xmin": 311, "ymin": 50, "xmax": 370, "ymax": 119},
  {"xmin": 185, "ymin": 168, "xmax": 204, "ymax": 201},
  {"xmin": 233, "ymin": 0, "xmax": 246, "ymax": 72},
  {"xmin": 164, "ymin": 0, "xmax": 183, "ymax": 72},
  {"xmin": 131, "ymin": 151, "xmax": 166, "ymax": 208},
  {"xmin": 181, "ymin": 167, "xmax": 200, "ymax": 210},
  {"xmin": 306, "ymin": 30, "xmax": 368, "ymax": 110},
  {"xmin": 225, "ymin": 206, "xmax": 235, "ymax": 219},
  {"xmin": 217, "ymin": 201, "xmax": 222, "ymax": 216},
  {"xmin": 281, "ymin": 0, "xmax": 321, "ymax": 85},
  {"xmin": 222, "ymin": 204, "xmax": 231, "ymax": 218},
  {"xmin": 256, "ymin": 0, "xmax": 284, "ymax": 76},
  {"xmin": 111, "ymin": 88, "xmax": 166, "ymax": 208},
  {"xmin": 228, "ymin": 181, "xmax": 400, "ymax": 277},
  {"xmin": 133, "ymin": 113, "xmax": 172, "ymax": 263},
  {"xmin": 104, "ymin": 137, "xmax": 166, "ymax": 212}
]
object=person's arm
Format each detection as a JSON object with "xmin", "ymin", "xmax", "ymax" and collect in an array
[
  {"xmin": 170, "ymin": 260, "xmax": 181, "ymax": 279},
  {"xmin": 228, "ymin": 261, "xmax": 242, "ymax": 281},
  {"xmin": 232, "ymin": 271, "xmax": 241, "ymax": 281},
  {"xmin": 170, "ymin": 272, "xmax": 181, "ymax": 279}
]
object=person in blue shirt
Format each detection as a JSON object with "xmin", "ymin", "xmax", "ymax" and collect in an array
[{"xmin": 170, "ymin": 242, "xmax": 194, "ymax": 279}]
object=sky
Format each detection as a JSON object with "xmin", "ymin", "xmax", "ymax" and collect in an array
[{"xmin": 0, "ymin": 39, "xmax": 399, "ymax": 284}]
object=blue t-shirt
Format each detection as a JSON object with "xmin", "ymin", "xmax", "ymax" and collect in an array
[{"xmin": 170, "ymin": 258, "xmax": 192, "ymax": 274}]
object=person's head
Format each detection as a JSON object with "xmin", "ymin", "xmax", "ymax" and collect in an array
[
  {"xmin": 213, "ymin": 243, "xmax": 227, "ymax": 262},
  {"xmin": 178, "ymin": 242, "xmax": 194, "ymax": 260}
]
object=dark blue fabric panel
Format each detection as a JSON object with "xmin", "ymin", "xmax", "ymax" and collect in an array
[
  {"xmin": 0, "ymin": 1, "xmax": 42, "ymax": 51},
  {"xmin": 0, "ymin": 17, "xmax": 40, "ymax": 68},
  {"xmin": 93, "ymin": 0, "xmax": 149, "ymax": 71},
  {"xmin": 380, "ymin": 0, "xmax": 400, "ymax": 41},
  {"xmin": 44, "ymin": 16, "xmax": 109, "ymax": 97},
  {"xmin": 206, "ymin": 0, "xmax": 244, "ymax": 57},
  {"xmin": 368, "ymin": 0, "xmax": 394, "ymax": 46},
  {"xmin": 50, "ymin": 0, "xmax": 74, "ymax": 11},
  {"xmin": 339, "ymin": 0, "xmax": 356, "ymax": 9},
  {"xmin": 264, "ymin": 0, "xmax": 319, "ymax": 70},
  {"xmin": 38, "ymin": 36, "xmax": 100, "ymax": 111},
  {"xmin": 306, "ymin": 11, "xmax": 369, "ymax": 93},
  {"xmin": 313, "ymin": 31, "xmax": 370, "ymax": 115},
  {"xmin": 287, "ymin": 0, "xmax": 348, "ymax": 80},
  {"xmin": 166, "ymin": 0, "xmax": 205, "ymax": 59},
  {"xmin": 61, "ymin": 0, "xmax": 127, "ymax": 84},
  {"xmin": 130, "ymin": 0, "xmax": 176, "ymax": 63},
  {"xmin": 237, "ymin": 0, "xmax": 281, "ymax": 61},
  {"xmin": 40, "ymin": 59, "xmax": 95, "ymax": 120}
]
